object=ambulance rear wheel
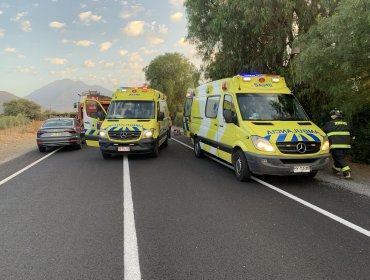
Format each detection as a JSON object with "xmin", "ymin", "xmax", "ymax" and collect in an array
[
  {"xmin": 194, "ymin": 137, "xmax": 203, "ymax": 158},
  {"xmin": 233, "ymin": 150, "xmax": 251, "ymax": 182}
]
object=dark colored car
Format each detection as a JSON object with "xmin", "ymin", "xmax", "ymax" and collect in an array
[{"xmin": 36, "ymin": 118, "xmax": 85, "ymax": 152}]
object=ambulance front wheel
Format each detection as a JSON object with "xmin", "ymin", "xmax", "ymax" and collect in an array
[
  {"xmin": 151, "ymin": 140, "xmax": 159, "ymax": 157},
  {"xmin": 233, "ymin": 150, "xmax": 251, "ymax": 182},
  {"xmin": 194, "ymin": 137, "xmax": 203, "ymax": 158}
]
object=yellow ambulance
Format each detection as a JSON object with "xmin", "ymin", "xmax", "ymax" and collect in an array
[
  {"xmin": 183, "ymin": 74, "xmax": 330, "ymax": 181},
  {"xmin": 85, "ymin": 86, "xmax": 171, "ymax": 158}
]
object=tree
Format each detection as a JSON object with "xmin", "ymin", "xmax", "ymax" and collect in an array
[
  {"xmin": 184, "ymin": 0, "xmax": 338, "ymax": 79},
  {"xmin": 292, "ymin": 0, "xmax": 370, "ymax": 118},
  {"xmin": 3, "ymin": 99, "xmax": 42, "ymax": 119},
  {"xmin": 143, "ymin": 52, "xmax": 200, "ymax": 113}
]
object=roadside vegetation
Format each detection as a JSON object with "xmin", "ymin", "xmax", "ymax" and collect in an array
[{"xmin": 143, "ymin": 0, "xmax": 369, "ymax": 163}]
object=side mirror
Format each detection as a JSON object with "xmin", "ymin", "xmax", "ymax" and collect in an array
[{"xmin": 158, "ymin": 111, "xmax": 165, "ymax": 121}]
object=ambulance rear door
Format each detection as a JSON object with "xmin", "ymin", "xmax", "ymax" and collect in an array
[{"xmin": 84, "ymin": 98, "xmax": 108, "ymax": 147}]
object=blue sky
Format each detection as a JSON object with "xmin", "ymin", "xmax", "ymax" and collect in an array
[{"xmin": 0, "ymin": 0, "xmax": 199, "ymax": 97}]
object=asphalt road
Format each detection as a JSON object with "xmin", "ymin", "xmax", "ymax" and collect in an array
[{"xmin": 0, "ymin": 135, "xmax": 369, "ymax": 280}]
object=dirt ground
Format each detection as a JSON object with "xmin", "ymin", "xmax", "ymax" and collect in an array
[
  {"xmin": 1, "ymin": 123, "xmax": 369, "ymax": 185},
  {"xmin": 0, "ymin": 121, "xmax": 42, "ymax": 164}
]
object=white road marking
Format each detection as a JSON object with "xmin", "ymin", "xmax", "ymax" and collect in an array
[
  {"xmin": 0, "ymin": 147, "xmax": 62, "ymax": 187},
  {"xmin": 123, "ymin": 156, "xmax": 141, "ymax": 280},
  {"xmin": 171, "ymin": 138, "xmax": 370, "ymax": 238}
]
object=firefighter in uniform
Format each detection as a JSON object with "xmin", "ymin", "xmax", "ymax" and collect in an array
[{"xmin": 322, "ymin": 109, "xmax": 352, "ymax": 178}]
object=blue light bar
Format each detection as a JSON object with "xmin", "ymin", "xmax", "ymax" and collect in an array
[{"xmin": 238, "ymin": 73, "xmax": 262, "ymax": 77}]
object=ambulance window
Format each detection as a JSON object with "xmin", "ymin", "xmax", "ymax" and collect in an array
[
  {"xmin": 223, "ymin": 95, "xmax": 236, "ymax": 114},
  {"xmin": 184, "ymin": 98, "xmax": 193, "ymax": 117},
  {"xmin": 159, "ymin": 101, "xmax": 167, "ymax": 113},
  {"xmin": 205, "ymin": 96, "xmax": 220, "ymax": 118}
]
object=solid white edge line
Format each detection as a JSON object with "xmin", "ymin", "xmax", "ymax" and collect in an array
[
  {"xmin": 0, "ymin": 147, "xmax": 62, "ymax": 187},
  {"xmin": 123, "ymin": 156, "xmax": 141, "ymax": 280},
  {"xmin": 171, "ymin": 137, "xmax": 370, "ymax": 238},
  {"xmin": 171, "ymin": 137, "xmax": 193, "ymax": 149}
]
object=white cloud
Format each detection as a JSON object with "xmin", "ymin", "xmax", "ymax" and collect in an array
[
  {"xmin": 12, "ymin": 12, "xmax": 27, "ymax": 21},
  {"xmin": 79, "ymin": 11, "xmax": 102, "ymax": 25},
  {"xmin": 98, "ymin": 60, "xmax": 114, "ymax": 69},
  {"xmin": 45, "ymin": 57, "xmax": 67, "ymax": 65},
  {"xmin": 149, "ymin": 37, "xmax": 164, "ymax": 45},
  {"xmin": 122, "ymin": 21, "xmax": 145, "ymax": 37},
  {"xmin": 120, "ymin": 5, "xmax": 144, "ymax": 19},
  {"xmin": 33, "ymin": 3, "xmax": 39, "ymax": 7},
  {"xmin": 21, "ymin": 21, "xmax": 32, "ymax": 32},
  {"xmin": 119, "ymin": 49, "xmax": 128, "ymax": 56},
  {"xmin": 158, "ymin": 24, "xmax": 168, "ymax": 34},
  {"xmin": 50, "ymin": 67, "xmax": 78, "ymax": 77},
  {"xmin": 83, "ymin": 60, "xmax": 95, "ymax": 68},
  {"xmin": 170, "ymin": 12, "xmax": 183, "ymax": 22},
  {"xmin": 15, "ymin": 66, "xmax": 38, "ymax": 76},
  {"xmin": 4, "ymin": 47, "xmax": 17, "ymax": 53},
  {"xmin": 62, "ymin": 39, "xmax": 70, "ymax": 44},
  {"xmin": 140, "ymin": 47, "xmax": 159, "ymax": 56},
  {"xmin": 75, "ymin": 40, "xmax": 94, "ymax": 47},
  {"xmin": 177, "ymin": 37, "xmax": 188, "ymax": 48},
  {"xmin": 0, "ymin": 10, "xmax": 3, "ymax": 15},
  {"xmin": 100, "ymin": 41, "xmax": 112, "ymax": 52},
  {"xmin": 170, "ymin": 0, "xmax": 184, "ymax": 7},
  {"xmin": 0, "ymin": 28, "xmax": 5, "ymax": 38},
  {"xmin": 49, "ymin": 21, "xmax": 66, "ymax": 29}
]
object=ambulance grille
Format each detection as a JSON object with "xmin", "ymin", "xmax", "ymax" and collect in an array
[
  {"xmin": 108, "ymin": 131, "xmax": 141, "ymax": 140},
  {"xmin": 276, "ymin": 141, "xmax": 320, "ymax": 154}
]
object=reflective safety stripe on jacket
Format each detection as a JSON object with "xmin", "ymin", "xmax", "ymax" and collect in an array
[{"xmin": 322, "ymin": 119, "xmax": 351, "ymax": 149}]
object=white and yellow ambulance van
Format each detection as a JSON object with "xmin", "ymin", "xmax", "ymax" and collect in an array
[
  {"xmin": 183, "ymin": 74, "xmax": 330, "ymax": 181},
  {"xmin": 85, "ymin": 86, "xmax": 171, "ymax": 158}
]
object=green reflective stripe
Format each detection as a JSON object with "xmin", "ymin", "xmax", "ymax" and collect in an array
[
  {"xmin": 330, "ymin": 144, "xmax": 351, "ymax": 149},
  {"xmin": 334, "ymin": 121, "xmax": 347, "ymax": 125},
  {"xmin": 327, "ymin": 131, "xmax": 350, "ymax": 137},
  {"xmin": 342, "ymin": 166, "xmax": 350, "ymax": 172},
  {"xmin": 332, "ymin": 166, "xmax": 341, "ymax": 172}
]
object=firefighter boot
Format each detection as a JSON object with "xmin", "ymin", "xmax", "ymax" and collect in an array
[{"xmin": 343, "ymin": 171, "xmax": 351, "ymax": 179}]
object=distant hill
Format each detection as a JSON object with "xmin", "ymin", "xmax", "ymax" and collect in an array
[
  {"xmin": 25, "ymin": 79, "xmax": 113, "ymax": 112},
  {"xmin": 0, "ymin": 91, "xmax": 20, "ymax": 114}
]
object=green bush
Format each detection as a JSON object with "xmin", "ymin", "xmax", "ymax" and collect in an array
[
  {"xmin": 0, "ymin": 115, "xmax": 31, "ymax": 130},
  {"xmin": 350, "ymin": 105, "xmax": 370, "ymax": 164}
]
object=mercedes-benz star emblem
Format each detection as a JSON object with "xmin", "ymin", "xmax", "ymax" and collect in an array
[
  {"xmin": 120, "ymin": 132, "xmax": 128, "ymax": 139},
  {"xmin": 296, "ymin": 143, "xmax": 306, "ymax": 153}
]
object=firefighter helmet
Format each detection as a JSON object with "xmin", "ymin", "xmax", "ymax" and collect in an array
[{"xmin": 329, "ymin": 109, "xmax": 342, "ymax": 117}]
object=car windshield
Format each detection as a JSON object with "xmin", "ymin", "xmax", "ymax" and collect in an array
[
  {"xmin": 107, "ymin": 101, "xmax": 155, "ymax": 119},
  {"xmin": 236, "ymin": 93, "xmax": 309, "ymax": 121},
  {"xmin": 42, "ymin": 119, "xmax": 74, "ymax": 128}
]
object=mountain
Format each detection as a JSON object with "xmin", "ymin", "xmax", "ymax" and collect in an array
[
  {"xmin": 25, "ymin": 79, "xmax": 113, "ymax": 112},
  {"xmin": 0, "ymin": 91, "xmax": 20, "ymax": 114}
]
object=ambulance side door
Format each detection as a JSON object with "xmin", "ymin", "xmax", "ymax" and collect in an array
[
  {"xmin": 202, "ymin": 95, "xmax": 221, "ymax": 157},
  {"xmin": 217, "ymin": 94, "xmax": 238, "ymax": 163},
  {"xmin": 84, "ymin": 98, "xmax": 107, "ymax": 147},
  {"xmin": 183, "ymin": 97, "xmax": 193, "ymax": 137}
]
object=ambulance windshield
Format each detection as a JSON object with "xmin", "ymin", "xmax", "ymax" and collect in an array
[
  {"xmin": 236, "ymin": 93, "xmax": 309, "ymax": 121},
  {"xmin": 107, "ymin": 101, "xmax": 155, "ymax": 119}
]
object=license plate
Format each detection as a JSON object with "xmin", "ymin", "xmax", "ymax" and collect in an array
[
  {"xmin": 293, "ymin": 166, "xmax": 311, "ymax": 173},
  {"xmin": 118, "ymin": 146, "xmax": 130, "ymax": 152},
  {"xmin": 51, "ymin": 133, "xmax": 62, "ymax": 136}
]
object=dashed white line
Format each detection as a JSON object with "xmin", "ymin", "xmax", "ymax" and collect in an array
[
  {"xmin": 0, "ymin": 147, "xmax": 62, "ymax": 187},
  {"xmin": 123, "ymin": 156, "xmax": 141, "ymax": 280},
  {"xmin": 171, "ymin": 137, "xmax": 370, "ymax": 238}
]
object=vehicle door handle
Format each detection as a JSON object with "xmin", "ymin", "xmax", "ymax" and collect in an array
[
  {"xmin": 219, "ymin": 125, "xmax": 224, "ymax": 127},
  {"xmin": 214, "ymin": 124, "xmax": 218, "ymax": 126}
]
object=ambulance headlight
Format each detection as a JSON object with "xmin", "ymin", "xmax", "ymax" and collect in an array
[
  {"xmin": 321, "ymin": 136, "xmax": 330, "ymax": 151},
  {"xmin": 142, "ymin": 129, "xmax": 154, "ymax": 139},
  {"xmin": 251, "ymin": 136, "xmax": 275, "ymax": 152},
  {"xmin": 99, "ymin": 131, "xmax": 107, "ymax": 138}
]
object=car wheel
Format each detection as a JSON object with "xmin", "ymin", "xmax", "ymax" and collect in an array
[
  {"xmin": 151, "ymin": 140, "xmax": 159, "ymax": 157},
  {"xmin": 194, "ymin": 137, "xmax": 203, "ymax": 158},
  {"xmin": 81, "ymin": 133, "xmax": 86, "ymax": 144},
  {"xmin": 232, "ymin": 150, "xmax": 251, "ymax": 182},
  {"xmin": 38, "ymin": 145, "xmax": 46, "ymax": 152},
  {"xmin": 102, "ymin": 152, "xmax": 111, "ymax": 159}
]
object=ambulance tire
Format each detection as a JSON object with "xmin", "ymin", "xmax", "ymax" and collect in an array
[
  {"xmin": 101, "ymin": 152, "xmax": 111, "ymax": 159},
  {"xmin": 194, "ymin": 137, "xmax": 203, "ymax": 158},
  {"xmin": 151, "ymin": 140, "xmax": 159, "ymax": 157},
  {"xmin": 233, "ymin": 150, "xmax": 251, "ymax": 182}
]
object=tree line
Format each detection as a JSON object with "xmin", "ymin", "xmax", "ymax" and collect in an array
[{"xmin": 143, "ymin": 0, "xmax": 369, "ymax": 163}]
